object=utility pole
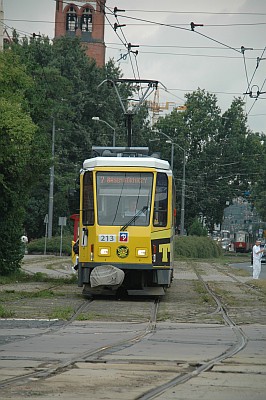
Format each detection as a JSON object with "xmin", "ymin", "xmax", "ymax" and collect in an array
[
  {"xmin": 0, "ymin": 0, "xmax": 4, "ymax": 51},
  {"xmin": 48, "ymin": 118, "xmax": 55, "ymax": 238}
]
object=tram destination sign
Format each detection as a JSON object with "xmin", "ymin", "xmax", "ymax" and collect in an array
[{"xmin": 98, "ymin": 173, "xmax": 152, "ymax": 187}]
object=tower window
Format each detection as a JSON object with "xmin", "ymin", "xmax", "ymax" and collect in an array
[
  {"xmin": 81, "ymin": 8, "xmax": 93, "ymax": 32},
  {"xmin": 66, "ymin": 7, "xmax": 77, "ymax": 32}
]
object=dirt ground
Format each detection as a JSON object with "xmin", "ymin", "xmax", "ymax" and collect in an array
[{"xmin": 1, "ymin": 255, "xmax": 265, "ymax": 325}]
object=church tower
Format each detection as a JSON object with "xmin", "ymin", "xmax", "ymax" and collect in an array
[{"xmin": 55, "ymin": 1, "xmax": 106, "ymax": 67}]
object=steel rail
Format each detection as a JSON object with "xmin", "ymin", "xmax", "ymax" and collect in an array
[
  {"xmin": 0, "ymin": 299, "xmax": 159, "ymax": 389},
  {"xmin": 137, "ymin": 267, "xmax": 248, "ymax": 400}
]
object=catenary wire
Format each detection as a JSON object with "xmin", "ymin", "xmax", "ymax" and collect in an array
[
  {"xmin": 4, "ymin": 18, "xmax": 266, "ymax": 28},
  {"xmin": 5, "ymin": 2, "xmax": 265, "ymax": 127},
  {"xmin": 105, "ymin": 11, "xmax": 242, "ymax": 54}
]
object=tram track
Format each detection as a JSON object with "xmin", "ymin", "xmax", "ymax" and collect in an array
[
  {"xmin": 0, "ymin": 299, "xmax": 159, "ymax": 390},
  {"xmin": 1, "ymin": 260, "xmax": 265, "ymax": 399},
  {"xmin": 5, "ymin": 263, "xmax": 246, "ymax": 400},
  {"xmin": 0, "ymin": 298, "xmax": 94, "ymax": 388},
  {"xmin": 213, "ymin": 263, "xmax": 263, "ymax": 295},
  {"xmin": 135, "ymin": 265, "xmax": 249, "ymax": 400}
]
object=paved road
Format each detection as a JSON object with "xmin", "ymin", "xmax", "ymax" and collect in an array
[
  {"xmin": 230, "ymin": 261, "xmax": 266, "ymax": 279},
  {"xmin": 0, "ymin": 320, "xmax": 265, "ymax": 399}
]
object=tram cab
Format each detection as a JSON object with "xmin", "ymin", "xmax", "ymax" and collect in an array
[{"xmin": 76, "ymin": 146, "xmax": 175, "ymax": 297}]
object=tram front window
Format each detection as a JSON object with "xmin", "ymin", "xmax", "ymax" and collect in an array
[{"xmin": 96, "ymin": 172, "xmax": 153, "ymax": 226}]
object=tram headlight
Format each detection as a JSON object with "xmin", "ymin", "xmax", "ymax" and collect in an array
[
  {"xmin": 136, "ymin": 248, "xmax": 148, "ymax": 257},
  {"xmin": 99, "ymin": 247, "xmax": 110, "ymax": 256}
]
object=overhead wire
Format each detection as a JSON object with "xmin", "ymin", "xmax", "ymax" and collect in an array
[
  {"xmin": 242, "ymin": 50, "xmax": 252, "ymax": 94},
  {"xmin": 113, "ymin": 12, "xmax": 138, "ymax": 82},
  {"xmin": 106, "ymin": 45, "xmax": 254, "ymax": 59},
  {"xmin": 5, "ymin": 1, "xmax": 265, "ymax": 126},
  {"xmin": 106, "ymin": 9, "xmax": 266, "ymax": 121},
  {"xmin": 94, "ymin": 0, "xmax": 143, "ymax": 96},
  {"xmin": 98, "ymin": 0, "xmax": 145, "ymax": 98},
  {"xmin": 102, "ymin": 7, "xmax": 250, "ymax": 109},
  {"xmin": 243, "ymin": 46, "xmax": 266, "ymax": 97},
  {"xmin": 5, "ymin": 18, "xmax": 266, "ymax": 27},
  {"xmin": 105, "ymin": 11, "xmax": 242, "ymax": 54},
  {"xmin": 107, "ymin": 42, "xmax": 264, "ymax": 51},
  {"xmin": 124, "ymin": 10, "xmax": 266, "ymax": 16},
  {"xmin": 104, "ymin": 7, "xmax": 266, "ymax": 119},
  {"xmin": 247, "ymin": 78, "xmax": 266, "ymax": 116},
  {"xmin": 52, "ymin": 2, "xmax": 266, "ymax": 16},
  {"xmin": 241, "ymin": 46, "xmax": 266, "ymax": 119}
]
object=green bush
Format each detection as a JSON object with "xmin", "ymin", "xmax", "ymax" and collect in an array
[
  {"xmin": 0, "ymin": 212, "xmax": 25, "ymax": 275},
  {"xmin": 174, "ymin": 235, "xmax": 222, "ymax": 259},
  {"xmin": 188, "ymin": 218, "xmax": 208, "ymax": 236},
  {"xmin": 27, "ymin": 235, "xmax": 72, "ymax": 256}
]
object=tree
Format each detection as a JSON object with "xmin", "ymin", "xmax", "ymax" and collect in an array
[
  {"xmin": 188, "ymin": 218, "xmax": 208, "ymax": 236},
  {"xmin": 251, "ymin": 138, "xmax": 266, "ymax": 221},
  {"xmin": 155, "ymin": 90, "xmax": 260, "ymax": 232},
  {"xmin": 0, "ymin": 51, "xmax": 37, "ymax": 274},
  {"xmin": 5, "ymin": 35, "xmax": 147, "ymax": 240}
]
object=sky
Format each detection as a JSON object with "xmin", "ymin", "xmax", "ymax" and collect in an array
[{"xmin": 3, "ymin": 0, "xmax": 266, "ymax": 134}]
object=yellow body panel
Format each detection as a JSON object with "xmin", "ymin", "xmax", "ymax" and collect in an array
[
  {"xmin": 79, "ymin": 159, "xmax": 174, "ymax": 269},
  {"xmin": 79, "ymin": 225, "xmax": 152, "ymax": 264}
]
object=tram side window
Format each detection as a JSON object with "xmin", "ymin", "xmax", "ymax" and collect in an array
[
  {"xmin": 82, "ymin": 171, "xmax": 94, "ymax": 225},
  {"xmin": 153, "ymin": 172, "xmax": 168, "ymax": 227}
]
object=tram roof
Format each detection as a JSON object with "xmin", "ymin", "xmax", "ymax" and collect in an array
[{"xmin": 83, "ymin": 157, "xmax": 170, "ymax": 171}]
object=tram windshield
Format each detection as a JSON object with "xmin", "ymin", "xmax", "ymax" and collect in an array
[{"xmin": 96, "ymin": 172, "xmax": 153, "ymax": 226}]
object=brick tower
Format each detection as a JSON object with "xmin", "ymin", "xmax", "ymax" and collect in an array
[{"xmin": 55, "ymin": 1, "xmax": 106, "ymax": 67}]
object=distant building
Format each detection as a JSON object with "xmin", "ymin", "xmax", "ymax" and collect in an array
[
  {"xmin": 222, "ymin": 197, "xmax": 261, "ymax": 235},
  {"xmin": 54, "ymin": 0, "xmax": 106, "ymax": 67}
]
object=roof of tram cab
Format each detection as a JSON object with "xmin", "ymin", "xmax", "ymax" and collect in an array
[
  {"xmin": 83, "ymin": 156, "xmax": 170, "ymax": 171},
  {"xmin": 82, "ymin": 146, "xmax": 171, "ymax": 171}
]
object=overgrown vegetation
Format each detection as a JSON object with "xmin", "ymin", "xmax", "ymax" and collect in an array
[
  {"xmin": 193, "ymin": 281, "xmax": 214, "ymax": 304},
  {"xmin": 0, "ymin": 269, "xmax": 76, "ymax": 285},
  {"xmin": 0, "ymin": 305, "xmax": 15, "ymax": 318},
  {"xmin": 27, "ymin": 235, "xmax": 73, "ymax": 256},
  {"xmin": 174, "ymin": 236, "xmax": 222, "ymax": 259},
  {"xmin": 48, "ymin": 306, "xmax": 74, "ymax": 320}
]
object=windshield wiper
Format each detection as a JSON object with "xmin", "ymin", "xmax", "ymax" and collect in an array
[{"xmin": 120, "ymin": 206, "xmax": 148, "ymax": 231}]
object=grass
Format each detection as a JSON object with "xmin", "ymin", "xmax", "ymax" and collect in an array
[
  {"xmin": 0, "ymin": 304, "xmax": 15, "ymax": 318},
  {"xmin": 247, "ymin": 279, "xmax": 266, "ymax": 295},
  {"xmin": 174, "ymin": 253, "xmax": 251, "ymax": 267},
  {"xmin": 215, "ymin": 252, "xmax": 251, "ymax": 265},
  {"xmin": 156, "ymin": 312, "xmax": 172, "ymax": 321},
  {"xmin": 48, "ymin": 306, "xmax": 74, "ymax": 320},
  {"xmin": 0, "ymin": 270, "xmax": 77, "ymax": 285},
  {"xmin": 193, "ymin": 281, "xmax": 214, "ymax": 305},
  {"xmin": 0, "ymin": 289, "xmax": 59, "ymax": 303},
  {"xmin": 77, "ymin": 312, "xmax": 98, "ymax": 321}
]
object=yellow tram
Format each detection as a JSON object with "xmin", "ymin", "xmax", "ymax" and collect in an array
[{"xmin": 75, "ymin": 146, "xmax": 176, "ymax": 296}]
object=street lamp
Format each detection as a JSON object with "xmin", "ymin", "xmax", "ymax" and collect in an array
[
  {"xmin": 153, "ymin": 131, "xmax": 174, "ymax": 169},
  {"xmin": 92, "ymin": 117, "xmax": 116, "ymax": 147}
]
